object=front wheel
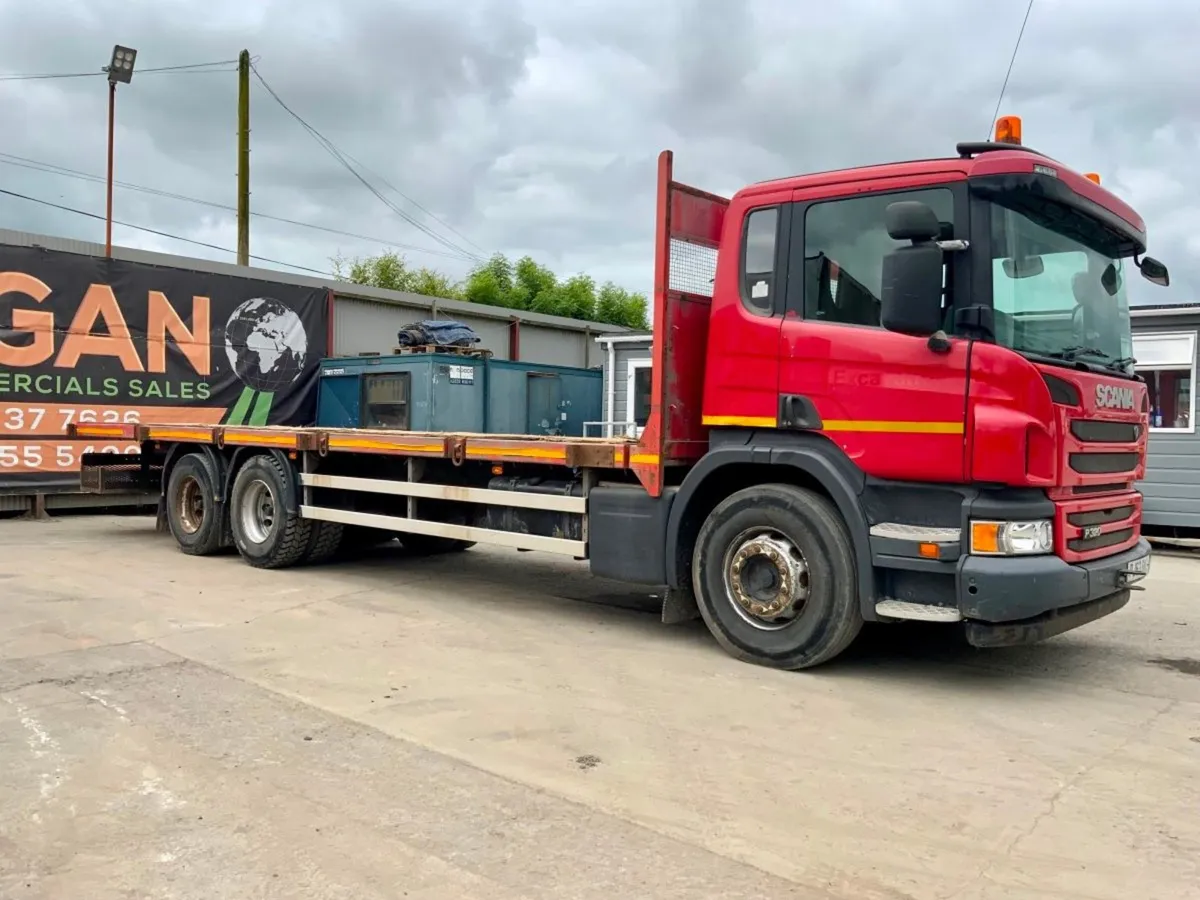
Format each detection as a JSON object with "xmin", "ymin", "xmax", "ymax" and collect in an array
[
  {"xmin": 692, "ymin": 484, "xmax": 862, "ymax": 669},
  {"xmin": 229, "ymin": 455, "xmax": 313, "ymax": 569}
]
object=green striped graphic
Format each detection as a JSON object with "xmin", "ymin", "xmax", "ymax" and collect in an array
[
  {"xmin": 225, "ymin": 386, "xmax": 256, "ymax": 425},
  {"xmin": 248, "ymin": 391, "xmax": 275, "ymax": 426}
]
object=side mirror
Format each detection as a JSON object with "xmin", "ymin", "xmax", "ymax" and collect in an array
[
  {"xmin": 1138, "ymin": 256, "xmax": 1170, "ymax": 287},
  {"xmin": 881, "ymin": 244, "xmax": 945, "ymax": 336},
  {"xmin": 885, "ymin": 200, "xmax": 941, "ymax": 242},
  {"xmin": 1002, "ymin": 256, "xmax": 1045, "ymax": 279},
  {"xmin": 881, "ymin": 200, "xmax": 945, "ymax": 337}
]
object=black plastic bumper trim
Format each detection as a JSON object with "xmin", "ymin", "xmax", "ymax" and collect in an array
[
  {"xmin": 964, "ymin": 590, "xmax": 1130, "ymax": 648},
  {"xmin": 958, "ymin": 538, "xmax": 1150, "ymax": 622}
]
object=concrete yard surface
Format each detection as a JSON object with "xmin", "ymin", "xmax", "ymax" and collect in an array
[{"xmin": 1, "ymin": 514, "xmax": 1199, "ymax": 899}]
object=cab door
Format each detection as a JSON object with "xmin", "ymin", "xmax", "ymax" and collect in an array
[
  {"xmin": 778, "ymin": 179, "xmax": 972, "ymax": 483},
  {"xmin": 701, "ymin": 195, "xmax": 790, "ymax": 428}
]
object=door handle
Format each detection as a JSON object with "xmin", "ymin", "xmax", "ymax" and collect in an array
[{"xmin": 777, "ymin": 394, "xmax": 822, "ymax": 430}]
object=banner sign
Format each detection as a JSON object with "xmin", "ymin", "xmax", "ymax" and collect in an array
[{"xmin": 0, "ymin": 246, "xmax": 329, "ymax": 491}]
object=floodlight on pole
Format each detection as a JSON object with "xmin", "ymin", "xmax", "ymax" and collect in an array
[
  {"xmin": 104, "ymin": 45, "xmax": 137, "ymax": 256},
  {"xmin": 107, "ymin": 46, "xmax": 137, "ymax": 84}
]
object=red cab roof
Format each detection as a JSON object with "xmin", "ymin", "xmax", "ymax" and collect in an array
[{"xmin": 737, "ymin": 147, "xmax": 1145, "ymax": 236}]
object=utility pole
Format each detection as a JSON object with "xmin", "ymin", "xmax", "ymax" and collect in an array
[{"xmin": 236, "ymin": 49, "xmax": 250, "ymax": 266}]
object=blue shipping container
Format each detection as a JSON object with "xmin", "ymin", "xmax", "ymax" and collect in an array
[
  {"xmin": 316, "ymin": 354, "xmax": 486, "ymax": 433},
  {"xmin": 484, "ymin": 359, "xmax": 602, "ymax": 437},
  {"xmin": 315, "ymin": 354, "xmax": 602, "ymax": 437}
]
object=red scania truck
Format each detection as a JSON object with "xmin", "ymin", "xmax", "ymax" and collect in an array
[{"xmin": 72, "ymin": 117, "xmax": 1168, "ymax": 669}]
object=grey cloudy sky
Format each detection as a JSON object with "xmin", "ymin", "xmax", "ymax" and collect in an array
[{"xmin": 0, "ymin": 0, "xmax": 1194, "ymax": 306}]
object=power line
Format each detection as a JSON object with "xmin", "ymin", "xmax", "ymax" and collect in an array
[
  {"xmin": 986, "ymin": 0, "xmax": 1036, "ymax": 138},
  {"xmin": 0, "ymin": 186, "xmax": 335, "ymax": 276},
  {"xmin": 0, "ymin": 150, "xmax": 476, "ymax": 261},
  {"xmin": 250, "ymin": 63, "xmax": 481, "ymax": 261},
  {"xmin": 0, "ymin": 59, "xmax": 241, "ymax": 82},
  {"xmin": 250, "ymin": 62, "xmax": 485, "ymax": 262},
  {"xmin": 338, "ymin": 148, "xmax": 487, "ymax": 256}
]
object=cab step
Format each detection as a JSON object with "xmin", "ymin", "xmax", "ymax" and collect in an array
[{"xmin": 875, "ymin": 600, "xmax": 963, "ymax": 622}]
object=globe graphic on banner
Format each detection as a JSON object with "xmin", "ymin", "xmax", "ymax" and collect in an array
[{"xmin": 223, "ymin": 298, "xmax": 309, "ymax": 392}]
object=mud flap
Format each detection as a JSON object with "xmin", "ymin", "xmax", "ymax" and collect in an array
[{"xmin": 661, "ymin": 582, "xmax": 700, "ymax": 625}]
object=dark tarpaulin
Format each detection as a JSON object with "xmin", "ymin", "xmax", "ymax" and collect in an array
[{"xmin": 395, "ymin": 319, "xmax": 480, "ymax": 348}]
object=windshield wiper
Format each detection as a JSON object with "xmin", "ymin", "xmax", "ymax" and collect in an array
[
  {"xmin": 1037, "ymin": 346, "xmax": 1136, "ymax": 374},
  {"xmin": 1059, "ymin": 346, "xmax": 1111, "ymax": 361}
]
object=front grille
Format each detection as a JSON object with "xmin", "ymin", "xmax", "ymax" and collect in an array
[
  {"xmin": 1070, "ymin": 420, "xmax": 1141, "ymax": 443},
  {"xmin": 1067, "ymin": 505, "xmax": 1134, "ymax": 527},
  {"xmin": 1043, "ymin": 373, "xmax": 1081, "ymax": 406},
  {"xmin": 1073, "ymin": 483, "xmax": 1126, "ymax": 495},
  {"xmin": 1069, "ymin": 452, "xmax": 1140, "ymax": 475},
  {"xmin": 1067, "ymin": 527, "xmax": 1134, "ymax": 553}
]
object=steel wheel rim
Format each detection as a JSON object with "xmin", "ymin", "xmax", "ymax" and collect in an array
[
  {"xmin": 177, "ymin": 475, "xmax": 205, "ymax": 535},
  {"xmin": 721, "ymin": 527, "xmax": 811, "ymax": 631},
  {"xmin": 240, "ymin": 479, "xmax": 276, "ymax": 545}
]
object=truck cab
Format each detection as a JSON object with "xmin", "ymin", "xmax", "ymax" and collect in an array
[{"xmin": 631, "ymin": 117, "xmax": 1167, "ymax": 666}]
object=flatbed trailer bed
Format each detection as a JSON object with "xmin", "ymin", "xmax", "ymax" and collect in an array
[{"xmin": 70, "ymin": 420, "xmax": 657, "ymax": 564}]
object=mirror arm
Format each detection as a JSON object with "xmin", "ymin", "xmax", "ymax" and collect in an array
[{"xmin": 927, "ymin": 330, "xmax": 952, "ymax": 355}]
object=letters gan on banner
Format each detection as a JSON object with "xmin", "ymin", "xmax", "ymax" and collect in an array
[{"xmin": 0, "ymin": 246, "xmax": 330, "ymax": 490}]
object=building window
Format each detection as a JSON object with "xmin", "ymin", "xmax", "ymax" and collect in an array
[
  {"xmin": 1133, "ymin": 331, "xmax": 1196, "ymax": 433},
  {"xmin": 803, "ymin": 187, "xmax": 954, "ymax": 327},
  {"xmin": 741, "ymin": 207, "xmax": 779, "ymax": 315},
  {"xmin": 627, "ymin": 360, "xmax": 652, "ymax": 437}
]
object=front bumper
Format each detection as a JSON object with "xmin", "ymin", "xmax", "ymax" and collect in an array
[{"xmin": 957, "ymin": 538, "xmax": 1149, "ymax": 647}]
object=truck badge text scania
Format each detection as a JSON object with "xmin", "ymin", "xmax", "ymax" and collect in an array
[{"xmin": 1095, "ymin": 384, "xmax": 1136, "ymax": 411}]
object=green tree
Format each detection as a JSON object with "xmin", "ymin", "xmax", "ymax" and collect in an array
[
  {"xmin": 331, "ymin": 250, "xmax": 462, "ymax": 300},
  {"xmin": 333, "ymin": 249, "xmax": 648, "ymax": 329},
  {"xmin": 558, "ymin": 274, "xmax": 598, "ymax": 320},
  {"xmin": 407, "ymin": 266, "xmax": 462, "ymax": 300},
  {"xmin": 512, "ymin": 255, "xmax": 557, "ymax": 310},
  {"xmin": 462, "ymin": 253, "xmax": 517, "ymax": 307},
  {"xmin": 595, "ymin": 281, "xmax": 649, "ymax": 329}
]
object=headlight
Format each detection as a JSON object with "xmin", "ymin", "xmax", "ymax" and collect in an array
[{"xmin": 970, "ymin": 519, "xmax": 1053, "ymax": 556}]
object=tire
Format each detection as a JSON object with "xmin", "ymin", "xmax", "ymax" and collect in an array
[
  {"xmin": 304, "ymin": 521, "xmax": 345, "ymax": 565},
  {"xmin": 692, "ymin": 483, "xmax": 863, "ymax": 670},
  {"xmin": 399, "ymin": 533, "xmax": 475, "ymax": 555},
  {"xmin": 165, "ymin": 453, "xmax": 227, "ymax": 556},
  {"xmin": 229, "ymin": 455, "xmax": 313, "ymax": 569}
]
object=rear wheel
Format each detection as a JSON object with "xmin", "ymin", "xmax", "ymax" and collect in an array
[
  {"xmin": 165, "ymin": 453, "xmax": 227, "ymax": 556},
  {"xmin": 304, "ymin": 521, "xmax": 345, "ymax": 565},
  {"xmin": 692, "ymin": 483, "xmax": 862, "ymax": 669},
  {"xmin": 229, "ymin": 455, "xmax": 312, "ymax": 569}
]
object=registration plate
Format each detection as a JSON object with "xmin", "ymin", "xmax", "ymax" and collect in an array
[{"xmin": 1123, "ymin": 553, "xmax": 1152, "ymax": 576}]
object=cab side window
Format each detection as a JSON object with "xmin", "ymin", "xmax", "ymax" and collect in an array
[
  {"xmin": 741, "ymin": 207, "xmax": 779, "ymax": 315},
  {"xmin": 803, "ymin": 188, "xmax": 954, "ymax": 327}
]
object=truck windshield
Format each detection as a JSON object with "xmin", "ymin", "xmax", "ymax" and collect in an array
[{"xmin": 989, "ymin": 202, "xmax": 1134, "ymax": 374}]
